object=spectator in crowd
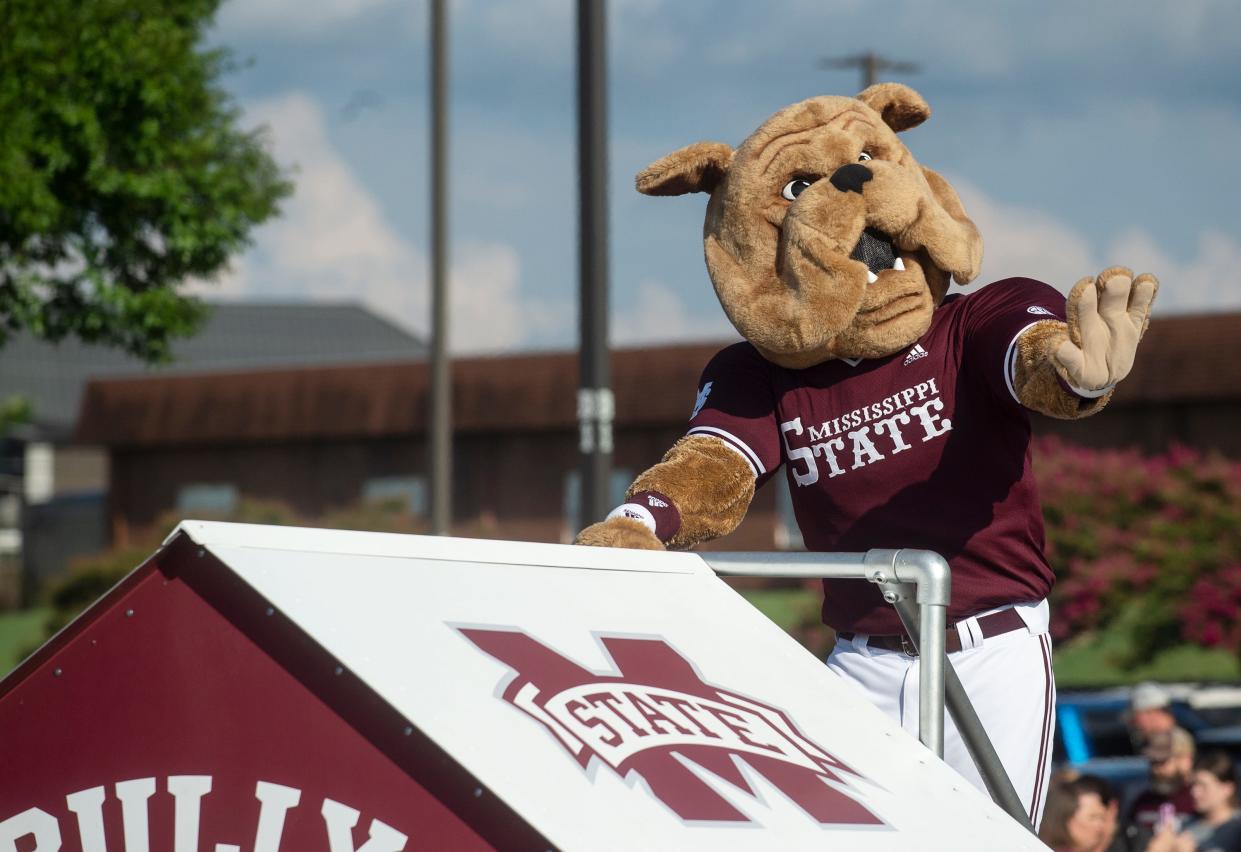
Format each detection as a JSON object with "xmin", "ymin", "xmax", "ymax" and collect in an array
[
  {"xmin": 1128, "ymin": 728, "xmax": 1198, "ymax": 840},
  {"xmin": 1144, "ymin": 819, "xmax": 1194, "ymax": 852},
  {"xmin": 1181, "ymin": 750, "xmax": 1241, "ymax": 852},
  {"xmin": 1074, "ymin": 774, "xmax": 1134, "ymax": 851},
  {"xmin": 1130, "ymin": 682, "xmax": 1178, "ymax": 747},
  {"xmin": 1042, "ymin": 777, "xmax": 1113, "ymax": 851}
]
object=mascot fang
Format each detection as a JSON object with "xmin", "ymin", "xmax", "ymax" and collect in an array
[{"xmin": 576, "ymin": 83, "xmax": 1158, "ymax": 826}]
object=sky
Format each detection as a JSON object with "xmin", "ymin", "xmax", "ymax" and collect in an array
[{"xmin": 200, "ymin": 0, "xmax": 1241, "ymax": 353}]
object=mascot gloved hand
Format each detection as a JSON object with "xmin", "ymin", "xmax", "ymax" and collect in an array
[
  {"xmin": 574, "ymin": 83, "xmax": 1156, "ymax": 826},
  {"xmin": 1052, "ymin": 267, "xmax": 1159, "ymax": 394}
]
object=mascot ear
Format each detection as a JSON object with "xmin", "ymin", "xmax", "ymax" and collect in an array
[
  {"xmin": 856, "ymin": 83, "xmax": 930, "ymax": 133},
  {"xmin": 636, "ymin": 141, "xmax": 734, "ymax": 196},
  {"xmin": 919, "ymin": 164, "xmax": 983, "ymax": 285}
]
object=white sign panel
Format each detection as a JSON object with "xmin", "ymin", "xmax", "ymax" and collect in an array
[{"xmin": 171, "ymin": 521, "xmax": 1048, "ymax": 852}]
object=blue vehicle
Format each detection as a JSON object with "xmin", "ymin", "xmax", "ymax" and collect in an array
[
  {"xmin": 1054, "ymin": 689, "xmax": 1149, "ymax": 797},
  {"xmin": 1053, "ymin": 687, "xmax": 1220, "ymax": 807}
]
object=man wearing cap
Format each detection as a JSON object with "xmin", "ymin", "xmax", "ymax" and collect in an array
[
  {"xmin": 1130, "ymin": 682, "xmax": 1178, "ymax": 748},
  {"xmin": 1127, "ymin": 727, "xmax": 1197, "ymax": 842}
]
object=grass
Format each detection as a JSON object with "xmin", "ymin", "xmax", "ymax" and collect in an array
[
  {"xmin": 7, "ymin": 584, "xmax": 1238, "ymax": 689},
  {"xmin": 735, "ymin": 586, "xmax": 819, "ymax": 632},
  {"xmin": 737, "ymin": 586, "xmax": 1240, "ymax": 689},
  {"xmin": 0, "ymin": 607, "xmax": 50, "ymax": 678},
  {"xmin": 1054, "ymin": 622, "xmax": 1241, "ymax": 688},
  {"xmin": 1054, "ymin": 598, "xmax": 1241, "ymax": 687}
]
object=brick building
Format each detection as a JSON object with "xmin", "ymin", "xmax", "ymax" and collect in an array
[
  {"xmin": 1, "ymin": 302, "xmax": 423, "ymax": 604},
  {"xmin": 75, "ymin": 312, "xmax": 1241, "ymax": 553}
]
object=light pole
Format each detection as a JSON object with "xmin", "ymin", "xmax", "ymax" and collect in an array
[
  {"xmin": 576, "ymin": 0, "xmax": 613, "ymax": 529},
  {"xmin": 428, "ymin": 0, "xmax": 451, "ymax": 535}
]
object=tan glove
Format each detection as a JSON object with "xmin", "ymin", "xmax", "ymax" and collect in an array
[
  {"xmin": 1053, "ymin": 266, "xmax": 1158, "ymax": 393},
  {"xmin": 575, "ymin": 516, "xmax": 666, "ymax": 550}
]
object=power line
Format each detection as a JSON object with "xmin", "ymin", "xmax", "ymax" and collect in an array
[{"xmin": 818, "ymin": 51, "xmax": 919, "ymax": 90}]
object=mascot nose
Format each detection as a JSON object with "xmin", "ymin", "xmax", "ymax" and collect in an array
[{"xmin": 829, "ymin": 163, "xmax": 873, "ymax": 195}]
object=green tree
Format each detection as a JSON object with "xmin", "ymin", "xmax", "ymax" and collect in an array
[
  {"xmin": 0, "ymin": 396, "xmax": 32, "ymax": 435},
  {"xmin": 0, "ymin": 0, "xmax": 291, "ymax": 361}
]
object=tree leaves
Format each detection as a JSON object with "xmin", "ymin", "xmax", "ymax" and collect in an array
[{"xmin": 0, "ymin": 0, "xmax": 292, "ymax": 361}]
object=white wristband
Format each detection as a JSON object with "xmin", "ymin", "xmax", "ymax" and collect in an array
[{"xmin": 606, "ymin": 503, "xmax": 657, "ymax": 534}]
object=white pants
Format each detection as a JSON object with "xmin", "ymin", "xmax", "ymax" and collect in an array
[{"xmin": 826, "ymin": 600, "xmax": 1056, "ymax": 828}]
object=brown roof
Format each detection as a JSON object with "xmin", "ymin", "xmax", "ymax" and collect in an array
[
  {"xmin": 1109, "ymin": 312, "xmax": 1241, "ymax": 405},
  {"xmin": 74, "ymin": 343, "xmax": 731, "ymax": 447},
  {"xmin": 74, "ymin": 312, "xmax": 1241, "ymax": 448}
]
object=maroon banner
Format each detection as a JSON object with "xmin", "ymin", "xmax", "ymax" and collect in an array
[{"xmin": 0, "ymin": 537, "xmax": 545, "ymax": 851}]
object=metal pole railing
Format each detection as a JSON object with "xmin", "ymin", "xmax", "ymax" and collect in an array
[
  {"xmin": 865, "ymin": 549, "xmax": 948, "ymax": 758},
  {"xmin": 703, "ymin": 549, "xmax": 947, "ymax": 756},
  {"xmin": 701, "ymin": 548, "xmax": 1034, "ymax": 833},
  {"xmin": 887, "ymin": 593, "xmax": 1033, "ymax": 832}
]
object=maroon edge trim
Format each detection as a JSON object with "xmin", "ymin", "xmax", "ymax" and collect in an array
[
  {"xmin": 158, "ymin": 532, "xmax": 556, "ymax": 852},
  {"xmin": 0, "ymin": 554, "xmax": 162, "ymax": 703},
  {"xmin": 1029, "ymin": 634, "xmax": 1054, "ymax": 823},
  {"xmin": 1054, "ymin": 373, "xmax": 1081, "ymax": 399},
  {"xmin": 1029, "ymin": 634, "xmax": 1052, "ymax": 822}
]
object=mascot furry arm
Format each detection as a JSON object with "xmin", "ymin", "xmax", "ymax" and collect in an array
[{"xmin": 576, "ymin": 83, "xmax": 1157, "ymax": 552}]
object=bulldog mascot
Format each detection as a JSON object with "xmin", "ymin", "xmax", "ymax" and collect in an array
[{"xmin": 576, "ymin": 84, "xmax": 1158, "ymax": 825}]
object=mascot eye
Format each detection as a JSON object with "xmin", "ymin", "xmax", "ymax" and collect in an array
[
  {"xmin": 858, "ymin": 151, "xmax": 873, "ymax": 162},
  {"xmin": 781, "ymin": 178, "xmax": 815, "ymax": 201}
]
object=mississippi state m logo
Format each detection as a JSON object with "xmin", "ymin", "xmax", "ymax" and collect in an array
[{"xmin": 457, "ymin": 628, "xmax": 882, "ymax": 826}]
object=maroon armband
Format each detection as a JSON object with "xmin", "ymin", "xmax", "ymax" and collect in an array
[{"xmin": 605, "ymin": 490, "xmax": 682, "ymax": 543}]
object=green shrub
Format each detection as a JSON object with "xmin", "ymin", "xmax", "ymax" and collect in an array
[
  {"xmin": 734, "ymin": 439, "xmax": 1241, "ymax": 671},
  {"xmin": 29, "ymin": 440, "xmax": 1241, "ymax": 675},
  {"xmin": 31, "ymin": 500, "xmax": 300, "ymax": 650},
  {"xmin": 1036, "ymin": 438, "xmax": 1241, "ymax": 669}
]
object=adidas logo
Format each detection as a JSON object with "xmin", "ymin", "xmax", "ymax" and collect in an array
[
  {"xmin": 903, "ymin": 344, "xmax": 929, "ymax": 366},
  {"xmin": 647, "ymin": 495, "xmax": 668, "ymax": 508}
]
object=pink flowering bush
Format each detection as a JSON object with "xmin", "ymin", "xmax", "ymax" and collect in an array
[{"xmin": 1035, "ymin": 438, "xmax": 1241, "ymax": 666}]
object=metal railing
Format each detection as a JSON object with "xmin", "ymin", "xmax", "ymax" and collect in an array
[{"xmin": 701, "ymin": 548, "xmax": 1034, "ymax": 834}]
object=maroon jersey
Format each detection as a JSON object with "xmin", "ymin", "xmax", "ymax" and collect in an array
[
  {"xmin": 1127, "ymin": 784, "xmax": 1197, "ymax": 835},
  {"xmin": 688, "ymin": 277, "xmax": 1067, "ymax": 634}
]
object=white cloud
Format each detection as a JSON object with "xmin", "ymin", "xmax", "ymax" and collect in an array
[
  {"xmin": 192, "ymin": 92, "xmax": 547, "ymax": 353},
  {"xmin": 215, "ymin": 0, "xmax": 398, "ymax": 36},
  {"xmin": 464, "ymin": 0, "xmax": 571, "ymax": 69},
  {"xmin": 1105, "ymin": 229, "xmax": 1241, "ymax": 316},
  {"xmin": 612, "ymin": 279, "xmax": 735, "ymax": 346},
  {"xmin": 607, "ymin": 181, "xmax": 1240, "ymax": 351},
  {"xmin": 954, "ymin": 179, "xmax": 1241, "ymax": 316},
  {"xmin": 452, "ymin": 0, "xmax": 684, "ymax": 76},
  {"xmin": 952, "ymin": 179, "xmax": 1096, "ymax": 293},
  {"xmin": 448, "ymin": 242, "xmax": 574, "ymax": 353}
]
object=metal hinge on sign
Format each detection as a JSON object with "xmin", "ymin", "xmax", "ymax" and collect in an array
[{"xmin": 901, "ymin": 634, "xmax": 919, "ymax": 657}]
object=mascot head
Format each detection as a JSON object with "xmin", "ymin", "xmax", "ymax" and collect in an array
[{"xmin": 637, "ymin": 83, "xmax": 983, "ymax": 368}]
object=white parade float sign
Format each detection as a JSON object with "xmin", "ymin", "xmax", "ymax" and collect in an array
[{"xmin": 0, "ymin": 521, "xmax": 1047, "ymax": 851}]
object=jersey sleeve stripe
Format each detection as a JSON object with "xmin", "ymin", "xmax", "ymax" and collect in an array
[
  {"xmin": 1061, "ymin": 378, "xmax": 1115, "ymax": 399},
  {"xmin": 686, "ymin": 426, "xmax": 765, "ymax": 476},
  {"xmin": 1004, "ymin": 321, "xmax": 1045, "ymax": 405}
]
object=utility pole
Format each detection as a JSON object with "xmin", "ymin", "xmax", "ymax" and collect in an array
[
  {"xmin": 818, "ymin": 51, "xmax": 919, "ymax": 90},
  {"xmin": 576, "ymin": 0, "xmax": 613, "ymax": 529},
  {"xmin": 428, "ymin": 0, "xmax": 451, "ymax": 535}
]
